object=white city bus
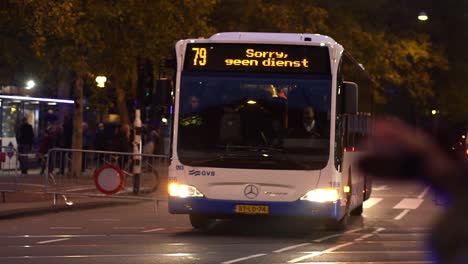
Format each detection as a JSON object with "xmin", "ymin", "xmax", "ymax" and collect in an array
[{"xmin": 168, "ymin": 32, "xmax": 374, "ymax": 229}]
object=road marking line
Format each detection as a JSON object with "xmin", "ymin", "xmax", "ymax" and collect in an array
[
  {"xmin": 373, "ymin": 227, "xmax": 386, "ymax": 233},
  {"xmin": 49, "ymin": 227, "xmax": 83, "ymax": 230},
  {"xmin": 393, "ymin": 198, "xmax": 423, "ymax": 209},
  {"xmin": 221, "ymin": 253, "xmax": 267, "ymax": 264},
  {"xmin": 372, "ymin": 185, "xmax": 390, "ymax": 191},
  {"xmin": 355, "ymin": 227, "xmax": 384, "ymax": 241},
  {"xmin": 17, "ymin": 183, "xmax": 45, "ymax": 187},
  {"xmin": 363, "ymin": 197, "xmax": 383, "ymax": 208},
  {"xmin": 313, "ymin": 234, "xmax": 341, "ymax": 242},
  {"xmin": 289, "ymin": 228, "xmax": 385, "ymax": 263},
  {"xmin": 394, "ymin": 209, "xmax": 411, "ymax": 220},
  {"xmin": 37, "ymin": 238, "xmax": 70, "ymax": 244},
  {"xmin": 141, "ymin": 228, "xmax": 166, "ymax": 233},
  {"xmin": 345, "ymin": 228, "xmax": 363, "ymax": 234},
  {"xmin": 355, "ymin": 233, "xmax": 373, "ymax": 241},
  {"xmin": 64, "ymin": 186, "xmax": 96, "ymax": 192},
  {"xmin": 91, "ymin": 219, "xmax": 121, "ymax": 222},
  {"xmin": 288, "ymin": 242, "xmax": 353, "ymax": 263},
  {"xmin": 273, "ymin": 243, "xmax": 311, "ymax": 253},
  {"xmin": 418, "ymin": 187, "xmax": 430, "ymax": 199},
  {"xmin": 312, "ymin": 228, "xmax": 362, "ymax": 243},
  {"xmin": 112, "ymin": 227, "xmax": 145, "ymax": 230}
]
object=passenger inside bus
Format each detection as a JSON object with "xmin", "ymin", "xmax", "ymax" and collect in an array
[{"xmin": 219, "ymin": 92, "xmax": 243, "ymax": 145}]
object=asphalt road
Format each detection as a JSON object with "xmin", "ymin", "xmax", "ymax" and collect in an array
[{"xmin": 0, "ymin": 178, "xmax": 444, "ymax": 263}]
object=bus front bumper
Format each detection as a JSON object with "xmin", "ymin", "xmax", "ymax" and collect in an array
[{"xmin": 168, "ymin": 197, "xmax": 345, "ymax": 220}]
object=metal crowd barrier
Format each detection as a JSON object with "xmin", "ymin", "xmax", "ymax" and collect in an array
[
  {"xmin": 44, "ymin": 148, "xmax": 169, "ymax": 211},
  {"xmin": 0, "ymin": 146, "xmax": 19, "ymax": 202}
]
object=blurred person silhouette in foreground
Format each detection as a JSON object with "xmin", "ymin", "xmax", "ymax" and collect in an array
[{"xmin": 358, "ymin": 118, "xmax": 468, "ymax": 264}]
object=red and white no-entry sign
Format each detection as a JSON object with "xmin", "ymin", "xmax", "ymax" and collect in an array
[{"xmin": 94, "ymin": 164, "xmax": 124, "ymax": 195}]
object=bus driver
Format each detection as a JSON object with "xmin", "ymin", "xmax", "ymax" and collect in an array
[{"xmin": 290, "ymin": 106, "xmax": 321, "ymax": 138}]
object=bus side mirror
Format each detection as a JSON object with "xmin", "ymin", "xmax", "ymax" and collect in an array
[{"xmin": 342, "ymin": 81, "xmax": 358, "ymax": 114}]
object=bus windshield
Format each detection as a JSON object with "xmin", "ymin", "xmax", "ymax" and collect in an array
[{"xmin": 177, "ymin": 72, "xmax": 331, "ymax": 170}]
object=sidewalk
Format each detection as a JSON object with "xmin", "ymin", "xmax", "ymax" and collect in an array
[{"xmin": 0, "ymin": 172, "xmax": 168, "ymax": 219}]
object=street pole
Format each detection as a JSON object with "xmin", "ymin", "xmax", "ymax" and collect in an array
[{"xmin": 132, "ymin": 109, "xmax": 142, "ymax": 195}]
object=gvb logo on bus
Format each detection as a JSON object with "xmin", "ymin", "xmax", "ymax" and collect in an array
[{"xmin": 188, "ymin": 170, "xmax": 215, "ymax": 176}]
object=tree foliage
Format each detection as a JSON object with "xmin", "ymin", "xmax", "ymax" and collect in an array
[
  {"xmin": 0, "ymin": 0, "xmax": 465, "ymax": 124},
  {"xmin": 212, "ymin": 0, "xmax": 328, "ymax": 33}
]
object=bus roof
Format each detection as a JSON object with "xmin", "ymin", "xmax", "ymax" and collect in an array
[{"xmin": 209, "ymin": 32, "xmax": 337, "ymax": 46}]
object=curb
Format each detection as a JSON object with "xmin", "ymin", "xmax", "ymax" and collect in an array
[{"xmin": 0, "ymin": 199, "xmax": 144, "ymax": 220}]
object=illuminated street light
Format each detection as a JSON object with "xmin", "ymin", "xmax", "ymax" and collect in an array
[
  {"xmin": 25, "ymin": 80, "xmax": 35, "ymax": 90},
  {"xmin": 418, "ymin": 11, "xmax": 429, "ymax": 21},
  {"xmin": 95, "ymin": 76, "xmax": 107, "ymax": 88},
  {"xmin": 431, "ymin": 109, "xmax": 438, "ymax": 115}
]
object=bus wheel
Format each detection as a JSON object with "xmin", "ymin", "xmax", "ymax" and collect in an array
[
  {"xmin": 189, "ymin": 214, "xmax": 212, "ymax": 230},
  {"xmin": 350, "ymin": 203, "xmax": 363, "ymax": 215},
  {"xmin": 327, "ymin": 215, "xmax": 348, "ymax": 231}
]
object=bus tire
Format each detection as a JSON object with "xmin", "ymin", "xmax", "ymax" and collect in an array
[
  {"xmin": 189, "ymin": 214, "xmax": 212, "ymax": 230},
  {"xmin": 328, "ymin": 169, "xmax": 352, "ymax": 230},
  {"xmin": 350, "ymin": 203, "xmax": 363, "ymax": 215},
  {"xmin": 327, "ymin": 215, "xmax": 348, "ymax": 231}
]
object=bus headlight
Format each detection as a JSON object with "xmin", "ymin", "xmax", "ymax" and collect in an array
[
  {"xmin": 168, "ymin": 183, "xmax": 204, "ymax": 198},
  {"xmin": 300, "ymin": 188, "xmax": 339, "ymax": 203}
]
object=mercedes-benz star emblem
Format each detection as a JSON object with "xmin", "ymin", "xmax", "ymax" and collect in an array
[{"xmin": 244, "ymin": 184, "xmax": 259, "ymax": 199}]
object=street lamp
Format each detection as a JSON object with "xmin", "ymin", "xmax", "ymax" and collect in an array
[
  {"xmin": 418, "ymin": 11, "xmax": 429, "ymax": 21},
  {"xmin": 95, "ymin": 76, "xmax": 107, "ymax": 88},
  {"xmin": 25, "ymin": 80, "xmax": 35, "ymax": 90}
]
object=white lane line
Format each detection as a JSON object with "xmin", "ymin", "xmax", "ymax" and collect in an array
[
  {"xmin": 355, "ymin": 233, "xmax": 373, "ymax": 241},
  {"xmin": 345, "ymin": 228, "xmax": 363, "ymax": 234},
  {"xmin": 355, "ymin": 227, "xmax": 385, "ymax": 241},
  {"xmin": 312, "ymin": 228, "xmax": 362, "ymax": 243},
  {"xmin": 373, "ymin": 227, "xmax": 386, "ymax": 233},
  {"xmin": 289, "ymin": 228, "xmax": 385, "ymax": 263},
  {"xmin": 313, "ymin": 234, "xmax": 341, "ymax": 242},
  {"xmin": 49, "ymin": 227, "xmax": 83, "ymax": 230},
  {"xmin": 418, "ymin": 187, "xmax": 430, "ymax": 199},
  {"xmin": 372, "ymin": 185, "xmax": 390, "ymax": 191},
  {"xmin": 112, "ymin": 227, "xmax": 145, "ymax": 230},
  {"xmin": 288, "ymin": 242, "xmax": 353, "ymax": 263},
  {"xmin": 0, "ymin": 253, "xmax": 172, "ymax": 259},
  {"xmin": 141, "ymin": 228, "xmax": 166, "ymax": 233},
  {"xmin": 363, "ymin": 197, "xmax": 383, "ymax": 209},
  {"xmin": 394, "ymin": 209, "xmax": 411, "ymax": 220},
  {"xmin": 17, "ymin": 183, "xmax": 45, "ymax": 187},
  {"xmin": 393, "ymin": 198, "xmax": 423, "ymax": 210},
  {"xmin": 91, "ymin": 219, "xmax": 121, "ymax": 222},
  {"xmin": 273, "ymin": 243, "xmax": 311, "ymax": 253},
  {"xmin": 221, "ymin": 253, "xmax": 267, "ymax": 264},
  {"xmin": 37, "ymin": 238, "xmax": 70, "ymax": 244},
  {"xmin": 64, "ymin": 186, "xmax": 96, "ymax": 192}
]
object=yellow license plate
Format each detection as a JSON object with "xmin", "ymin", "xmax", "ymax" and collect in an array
[{"xmin": 235, "ymin": 205, "xmax": 269, "ymax": 214}]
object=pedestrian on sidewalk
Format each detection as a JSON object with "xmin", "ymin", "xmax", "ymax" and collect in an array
[
  {"xmin": 16, "ymin": 116, "xmax": 34, "ymax": 174},
  {"xmin": 95, "ymin": 122, "xmax": 107, "ymax": 151},
  {"xmin": 38, "ymin": 125, "xmax": 56, "ymax": 175},
  {"xmin": 59, "ymin": 115, "xmax": 73, "ymax": 175},
  {"xmin": 112, "ymin": 123, "xmax": 132, "ymax": 169}
]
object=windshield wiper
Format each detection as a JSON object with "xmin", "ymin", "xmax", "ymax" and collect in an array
[{"xmin": 218, "ymin": 145, "xmax": 285, "ymax": 153}]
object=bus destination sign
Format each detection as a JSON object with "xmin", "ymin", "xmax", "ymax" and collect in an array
[{"xmin": 184, "ymin": 43, "xmax": 330, "ymax": 74}]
